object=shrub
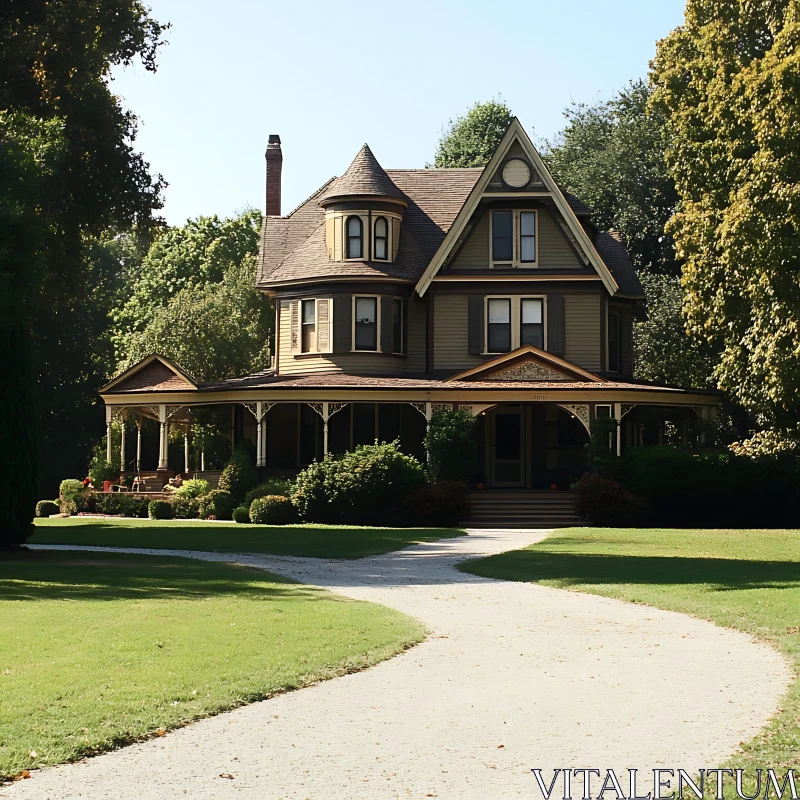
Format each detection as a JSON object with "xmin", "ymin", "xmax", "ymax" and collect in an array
[
  {"xmin": 232, "ymin": 504, "xmax": 251, "ymax": 524},
  {"xmin": 249, "ymin": 495, "xmax": 296, "ymax": 525},
  {"xmin": 96, "ymin": 493, "xmax": 148, "ymax": 518},
  {"xmin": 244, "ymin": 478, "xmax": 293, "ymax": 508},
  {"xmin": 175, "ymin": 478, "xmax": 210, "ymax": 499},
  {"xmin": 402, "ymin": 481, "xmax": 470, "ymax": 527},
  {"xmin": 293, "ymin": 441, "xmax": 426, "ymax": 524},
  {"xmin": 148, "ymin": 500, "xmax": 173, "ymax": 520},
  {"xmin": 59, "ymin": 479, "xmax": 87, "ymax": 515},
  {"xmin": 424, "ymin": 409, "xmax": 479, "ymax": 483},
  {"xmin": 35, "ymin": 500, "xmax": 60, "ymax": 518},
  {"xmin": 88, "ymin": 459, "xmax": 118, "ymax": 485},
  {"xmin": 198, "ymin": 489, "xmax": 235, "ymax": 521},
  {"xmin": 170, "ymin": 495, "xmax": 201, "ymax": 519},
  {"xmin": 576, "ymin": 474, "xmax": 649, "ymax": 527},
  {"xmin": 218, "ymin": 443, "xmax": 257, "ymax": 502}
]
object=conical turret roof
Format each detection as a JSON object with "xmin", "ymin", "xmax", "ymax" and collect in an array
[{"xmin": 320, "ymin": 144, "xmax": 407, "ymax": 205}]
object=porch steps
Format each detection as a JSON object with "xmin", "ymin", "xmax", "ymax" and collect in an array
[{"xmin": 464, "ymin": 490, "xmax": 585, "ymax": 529}]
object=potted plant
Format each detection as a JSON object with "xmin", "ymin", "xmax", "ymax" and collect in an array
[
  {"xmin": 473, "ymin": 471, "xmax": 487, "ymax": 490},
  {"xmin": 90, "ymin": 460, "xmax": 119, "ymax": 493}
]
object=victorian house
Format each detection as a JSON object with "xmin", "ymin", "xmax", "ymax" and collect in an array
[{"xmin": 100, "ymin": 120, "xmax": 717, "ymax": 519}]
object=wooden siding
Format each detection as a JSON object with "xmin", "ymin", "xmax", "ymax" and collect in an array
[
  {"xmin": 450, "ymin": 207, "xmax": 583, "ymax": 271},
  {"xmin": 277, "ymin": 299, "xmax": 400, "ymax": 376},
  {"xmin": 432, "ymin": 294, "xmax": 486, "ymax": 371},
  {"xmin": 564, "ymin": 294, "xmax": 602, "ymax": 372},
  {"xmin": 406, "ymin": 295, "xmax": 427, "ymax": 372}
]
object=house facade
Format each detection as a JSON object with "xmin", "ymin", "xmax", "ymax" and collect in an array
[{"xmin": 100, "ymin": 120, "xmax": 718, "ymax": 490}]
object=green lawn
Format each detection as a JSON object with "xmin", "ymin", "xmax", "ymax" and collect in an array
[
  {"xmin": 461, "ymin": 527, "xmax": 800, "ymax": 785},
  {"xmin": 0, "ymin": 548, "xmax": 424, "ymax": 781},
  {"xmin": 31, "ymin": 517, "xmax": 463, "ymax": 559}
]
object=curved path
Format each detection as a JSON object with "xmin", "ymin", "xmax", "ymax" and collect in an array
[{"xmin": 9, "ymin": 532, "xmax": 790, "ymax": 800}]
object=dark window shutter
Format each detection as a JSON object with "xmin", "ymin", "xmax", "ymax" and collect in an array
[
  {"xmin": 332, "ymin": 294, "xmax": 352, "ymax": 353},
  {"xmin": 547, "ymin": 294, "xmax": 565, "ymax": 356},
  {"xmin": 467, "ymin": 295, "xmax": 484, "ymax": 355},
  {"xmin": 380, "ymin": 296, "xmax": 393, "ymax": 353}
]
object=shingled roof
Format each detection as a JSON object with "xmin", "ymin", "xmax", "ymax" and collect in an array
[
  {"xmin": 320, "ymin": 144, "xmax": 407, "ymax": 205},
  {"xmin": 256, "ymin": 147, "xmax": 642, "ymax": 296}
]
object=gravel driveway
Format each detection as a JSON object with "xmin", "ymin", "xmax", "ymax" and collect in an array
[{"xmin": 7, "ymin": 531, "xmax": 790, "ymax": 800}]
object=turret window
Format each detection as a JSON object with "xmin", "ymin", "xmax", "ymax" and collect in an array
[
  {"xmin": 374, "ymin": 217, "xmax": 388, "ymax": 260},
  {"xmin": 353, "ymin": 296, "xmax": 378, "ymax": 351},
  {"xmin": 346, "ymin": 216, "xmax": 363, "ymax": 259}
]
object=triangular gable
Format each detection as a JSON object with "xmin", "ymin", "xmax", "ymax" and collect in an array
[
  {"xmin": 100, "ymin": 354, "xmax": 199, "ymax": 394},
  {"xmin": 448, "ymin": 345, "xmax": 607, "ymax": 383},
  {"xmin": 415, "ymin": 118, "xmax": 620, "ymax": 296}
]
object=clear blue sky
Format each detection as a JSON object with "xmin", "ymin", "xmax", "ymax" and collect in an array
[{"xmin": 112, "ymin": 0, "xmax": 686, "ymax": 225}]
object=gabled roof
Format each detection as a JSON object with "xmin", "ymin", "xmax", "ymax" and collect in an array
[
  {"xmin": 319, "ymin": 145, "xmax": 407, "ymax": 205},
  {"xmin": 100, "ymin": 354, "xmax": 199, "ymax": 394},
  {"xmin": 448, "ymin": 346, "xmax": 607, "ymax": 383},
  {"xmin": 415, "ymin": 118, "xmax": 620, "ymax": 297}
]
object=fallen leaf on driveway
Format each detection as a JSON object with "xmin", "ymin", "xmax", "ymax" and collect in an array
[{"xmin": 219, "ymin": 773, "xmax": 235, "ymax": 780}]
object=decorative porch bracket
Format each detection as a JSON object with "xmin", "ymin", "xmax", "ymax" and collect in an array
[
  {"xmin": 241, "ymin": 401, "xmax": 278, "ymax": 467},
  {"xmin": 556, "ymin": 403, "xmax": 591, "ymax": 434},
  {"xmin": 307, "ymin": 402, "xmax": 349, "ymax": 457}
]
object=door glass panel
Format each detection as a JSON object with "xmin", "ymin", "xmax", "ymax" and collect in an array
[{"xmin": 495, "ymin": 414, "xmax": 521, "ymax": 460}]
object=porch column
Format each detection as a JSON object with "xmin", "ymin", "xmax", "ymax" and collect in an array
[
  {"xmin": 425, "ymin": 401, "xmax": 432, "ymax": 463},
  {"xmin": 322, "ymin": 402, "xmax": 330, "ymax": 456},
  {"xmin": 613, "ymin": 403, "xmax": 622, "ymax": 457},
  {"xmin": 136, "ymin": 421, "xmax": 142, "ymax": 472},
  {"xmin": 157, "ymin": 404, "xmax": 168, "ymax": 471},
  {"xmin": 120, "ymin": 417, "xmax": 126, "ymax": 473},
  {"xmin": 105, "ymin": 406, "xmax": 113, "ymax": 463},
  {"xmin": 255, "ymin": 401, "xmax": 267, "ymax": 468},
  {"xmin": 184, "ymin": 430, "xmax": 190, "ymax": 473}
]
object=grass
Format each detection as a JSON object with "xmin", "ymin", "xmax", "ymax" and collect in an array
[
  {"xmin": 0, "ymin": 548, "xmax": 424, "ymax": 781},
  {"xmin": 461, "ymin": 527, "xmax": 800, "ymax": 785},
  {"xmin": 30, "ymin": 517, "xmax": 463, "ymax": 559}
]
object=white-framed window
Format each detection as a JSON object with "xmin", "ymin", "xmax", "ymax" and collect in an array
[
  {"xmin": 484, "ymin": 296, "xmax": 547, "ymax": 354},
  {"xmin": 374, "ymin": 217, "xmax": 389, "ymax": 261},
  {"xmin": 391, "ymin": 297, "xmax": 403, "ymax": 354},
  {"xmin": 290, "ymin": 297, "xmax": 332, "ymax": 355},
  {"xmin": 490, "ymin": 209, "xmax": 538, "ymax": 267},
  {"xmin": 353, "ymin": 295, "xmax": 379, "ymax": 352}
]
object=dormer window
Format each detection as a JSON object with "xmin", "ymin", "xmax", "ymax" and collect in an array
[
  {"xmin": 490, "ymin": 210, "xmax": 538, "ymax": 267},
  {"xmin": 374, "ymin": 217, "xmax": 388, "ymax": 260},
  {"xmin": 346, "ymin": 216, "xmax": 363, "ymax": 259}
]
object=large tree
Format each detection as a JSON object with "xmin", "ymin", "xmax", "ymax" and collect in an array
[
  {"xmin": 114, "ymin": 210, "xmax": 271, "ymax": 381},
  {"xmin": 543, "ymin": 81, "xmax": 678, "ymax": 275},
  {"xmin": 0, "ymin": 2, "xmax": 168, "ymax": 504},
  {"xmin": 431, "ymin": 99, "xmax": 515, "ymax": 168},
  {"xmin": 651, "ymin": 0, "xmax": 800, "ymax": 438}
]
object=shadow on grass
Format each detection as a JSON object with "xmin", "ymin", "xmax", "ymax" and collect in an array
[
  {"xmin": 0, "ymin": 549, "xmax": 331, "ymax": 603},
  {"xmin": 463, "ymin": 550, "xmax": 800, "ymax": 591}
]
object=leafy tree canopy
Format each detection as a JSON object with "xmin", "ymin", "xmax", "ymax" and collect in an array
[
  {"xmin": 431, "ymin": 98, "xmax": 514, "ymax": 168},
  {"xmin": 651, "ymin": 0, "xmax": 800, "ymax": 431},
  {"xmin": 543, "ymin": 80, "xmax": 678, "ymax": 275},
  {"xmin": 114, "ymin": 210, "xmax": 270, "ymax": 382}
]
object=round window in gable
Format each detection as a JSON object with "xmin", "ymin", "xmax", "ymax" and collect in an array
[{"xmin": 501, "ymin": 158, "xmax": 531, "ymax": 188}]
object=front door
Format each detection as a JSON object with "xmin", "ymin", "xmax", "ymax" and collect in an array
[{"xmin": 490, "ymin": 407, "xmax": 525, "ymax": 487}]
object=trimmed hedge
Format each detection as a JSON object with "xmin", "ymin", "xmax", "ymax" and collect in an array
[
  {"xmin": 175, "ymin": 478, "xmax": 210, "ymax": 499},
  {"xmin": 576, "ymin": 474, "xmax": 649, "ymax": 527},
  {"xmin": 148, "ymin": 500, "xmax": 173, "ymax": 520},
  {"xmin": 35, "ymin": 500, "xmax": 60, "ymax": 518},
  {"xmin": 95, "ymin": 493, "xmax": 149, "ymax": 518},
  {"xmin": 293, "ymin": 441, "xmax": 425, "ymax": 524},
  {"xmin": 402, "ymin": 481, "xmax": 470, "ymax": 527},
  {"xmin": 59, "ymin": 479, "xmax": 87, "ymax": 515},
  {"xmin": 244, "ymin": 478, "xmax": 293, "ymax": 508},
  {"xmin": 232, "ymin": 504, "xmax": 251, "ymax": 524},
  {"xmin": 169, "ymin": 495, "xmax": 201, "ymax": 519},
  {"xmin": 198, "ymin": 489, "xmax": 235, "ymax": 521},
  {"xmin": 249, "ymin": 495, "xmax": 296, "ymax": 525}
]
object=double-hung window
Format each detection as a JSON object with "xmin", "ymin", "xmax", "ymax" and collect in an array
[
  {"xmin": 374, "ymin": 217, "xmax": 388, "ymax": 260},
  {"xmin": 491, "ymin": 209, "xmax": 537, "ymax": 267},
  {"xmin": 301, "ymin": 299, "xmax": 316, "ymax": 353},
  {"xmin": 346, "ymin": 216, "xmax": 363, "ymax": 259},
  {"xmin": 392, "ymin": 298, "xmax": 403, "ymax": 354},
  {"xmin": 487, "ymin": 298, "xmax": 512, "ymax": 353},
  {"xmin": 608, "ymin": 311, "xmax": 620, "ymax": 372},
  {"xmin": 485, "ymin": 296, "xmax": 546, "ymax": 353},
  {"xmin": 354, "ymin": 296, "xmax": 378, "ymax": 351},
  {"xmin": 520, "ymin": 298, "xmax": 544, "ymax": 348}
]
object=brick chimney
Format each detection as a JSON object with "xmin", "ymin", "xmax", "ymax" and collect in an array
[{"xmin": 265, "ymin": 134, "xmax": 282, "ymax": 216}]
